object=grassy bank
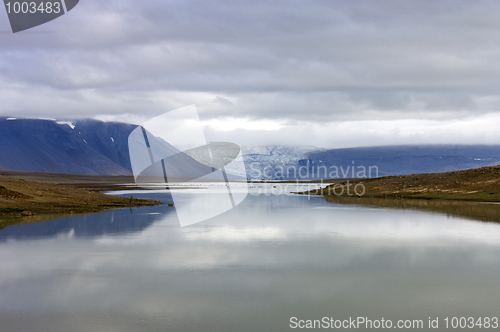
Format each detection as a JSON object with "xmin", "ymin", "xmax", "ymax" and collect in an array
[
  {"xmin": 304, "ymin": 165, "xmax": 500, "ymax": 202},
  {"xmin": 0, "ymin": 175, "xmax": 162, "ymax": 229}
]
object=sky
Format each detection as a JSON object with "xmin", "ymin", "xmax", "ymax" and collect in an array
[{"xmin": 1, "ymin": 0, "xmax": 500, "ymax": 148}]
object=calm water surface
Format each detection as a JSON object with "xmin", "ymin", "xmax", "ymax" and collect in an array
[{"xmin": 1, "ymin": 185, "xmax": 500, "ymax": 331}]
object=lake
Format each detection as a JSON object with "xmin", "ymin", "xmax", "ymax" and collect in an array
[{"xmin": 1, "ymin": 184, "xmax": 500, "ymax": 331}]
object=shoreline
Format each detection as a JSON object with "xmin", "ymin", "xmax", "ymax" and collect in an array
[
  {"xmin": 2, "ymin": 165, "xmax": 500, "ymax": 229},
  {"xmin": 0, "ymin": 175, "xmax": 162, "ymax": 229},
  {"xmin": 300, "ymin": 165, "xmax": 500, "ymax": 203}
]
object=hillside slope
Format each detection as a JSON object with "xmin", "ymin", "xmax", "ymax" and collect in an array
[
  {"xmin": 312, "ymin": 165, "xmax": 500, "ymax": 202},
  {"xmin": 0, "ymin": 118, "xmax": 135, "ymax": 175}
]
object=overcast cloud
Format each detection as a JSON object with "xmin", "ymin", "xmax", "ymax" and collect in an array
[{"xmin": 1, "ymin": 0, "xmax": 500, "ymax": 148}]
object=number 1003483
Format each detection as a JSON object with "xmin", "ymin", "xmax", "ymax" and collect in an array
[
  {"xmin": 5, "ymin": 2, "xmax": 61, "ymax": 14},
  {"xmin": 444, "ymin": 317, "xmax": 499, "ymax": 329}
]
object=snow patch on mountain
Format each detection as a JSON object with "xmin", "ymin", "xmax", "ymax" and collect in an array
[{"xmin": 56, "ymin": 121, "xmax": 76, "ymax": 129}]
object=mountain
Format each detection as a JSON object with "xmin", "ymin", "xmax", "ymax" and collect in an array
[
  {"xmin": 0, "ymin": 118, "xmax": 135, "ymax": 175},
  {"xmin": 242, "ymin": 145, "xmax": 500, "ymax": 180},
  {"xmin": 1, "ymin": 118, "xmax": 499, "ymax": 179},
  {"xmin": 305, "ymin": 145, "xmax": 500, "ymax": 179},
  {"xmin": 0, "ymin": 118, "xmax": 241, "ymax": 180}
]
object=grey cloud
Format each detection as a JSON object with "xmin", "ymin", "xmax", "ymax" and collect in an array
[{"xmin": 1, "ymin": 0, "xmax": 500, "ymax": 126}]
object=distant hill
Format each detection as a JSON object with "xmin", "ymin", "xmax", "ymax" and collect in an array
[
  {"xmin": 243, "ymin": 144, "xmax": 500, "ymax": 180},
  {"xmin": 0, "ymin": 118, "xmax": 135, "ymax": 175},
  {"xmin": 305, "ymin": 145, "xmax": 500, "ymax": 178},
  {"xmin": 0, "ymin": 118, "xmax": 499, "ymax": 179},
  {"xmin": 0, "ymin": 118, "xmax": 240, "ymax": 179}
]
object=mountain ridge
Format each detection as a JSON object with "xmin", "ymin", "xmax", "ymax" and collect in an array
[{"xmin": 1, "ymin": 118, "xmax": 499, "ymax": 179}]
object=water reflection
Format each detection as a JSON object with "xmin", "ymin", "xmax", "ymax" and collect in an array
[
  {"xmin": 324, "ymin": 195, "xmax": 500, "ymax": 223},
  {"xmin": 1, "ymin": 187, "xmax": 500, "ymax": 331},
  {"xmin": 0, "ymin": 203, "xmax": 174, "ymax": 242}
]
